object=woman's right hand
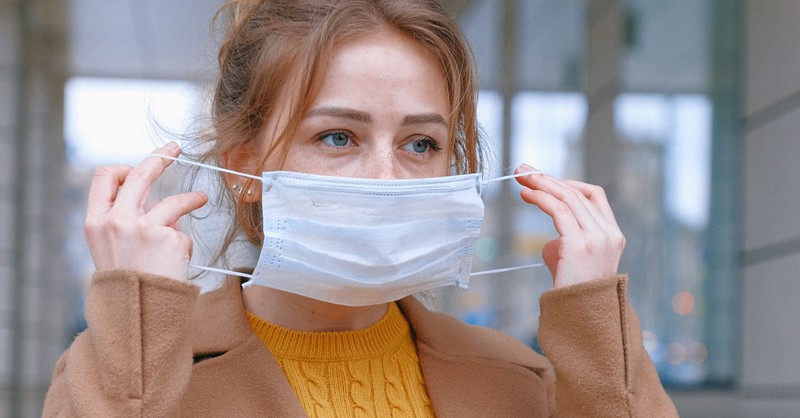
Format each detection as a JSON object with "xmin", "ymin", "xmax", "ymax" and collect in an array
[{"xmin": 84, "ymin": 142, "xmax": 208, "ymax": 281}]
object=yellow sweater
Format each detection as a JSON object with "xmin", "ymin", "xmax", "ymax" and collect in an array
[{"xmin": 246, "ymin": 303, "xmax": 434, "ymax": 417}]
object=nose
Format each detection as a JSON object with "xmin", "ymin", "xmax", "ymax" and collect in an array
[{"xmin": 361, "ymin": 142, "xmax": 404, "ymax": 180}]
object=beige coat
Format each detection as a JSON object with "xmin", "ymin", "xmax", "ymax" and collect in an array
[{"xmin": 44, "ymin": 270, "xmax": 677, "ymax": 417}]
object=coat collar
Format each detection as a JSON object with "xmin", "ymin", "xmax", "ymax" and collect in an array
[
  {"xmin": 190, "ymin": 277, "xmax": 553, "ymax": 416},
  {"xmin": 398, "ymin": 296, "xmax": 554, "ymax": 416},
  {"xmin": 189, "ymin": 275, "xmax": 252, "ymax": 355}
]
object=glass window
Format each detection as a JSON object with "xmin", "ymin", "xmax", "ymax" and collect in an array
[
  {"xmin": 613, "ymin": 93, "xmax": 713, "ymax": 384},
  {"xmin": 439, "ymin": 0, "xmax": 739, "ymax": 388}
]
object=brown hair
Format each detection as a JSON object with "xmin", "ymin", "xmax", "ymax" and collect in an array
[{"xmin": 193, "ymin": 0, "xmax": 483, "ymax": 258}]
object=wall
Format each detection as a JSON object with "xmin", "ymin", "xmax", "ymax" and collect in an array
[
  {"xmin": 670, "ymin": 1, "xmax": 800, "ymax": 417},
  {"xmin": 740, "ymin": 0, "xmax": 800, "ymax": 410}
]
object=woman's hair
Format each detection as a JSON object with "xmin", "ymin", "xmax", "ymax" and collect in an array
[{"xmin": 193, "ymin": 0, "xmax": 483, "ymax": 259}]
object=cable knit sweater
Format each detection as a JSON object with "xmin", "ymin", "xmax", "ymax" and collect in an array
[
  {"xmin": 246, "ymin": 304, "xmax": 433, "ymax": 417},
  {"xmin": 43, "ymin": 270, "xmax": 678, "ymax": 417}
]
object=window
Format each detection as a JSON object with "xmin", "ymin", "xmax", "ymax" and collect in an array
[{"xmin": 437, "ymin": 0, "xmax": 739, "ymax": 387}]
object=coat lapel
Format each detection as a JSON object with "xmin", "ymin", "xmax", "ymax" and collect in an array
[
  {"xmin": 187, "ymin": 276, "xmax": 307, "ymax": 416},
  {"xmin": 398, "ymin": 296, "xmax": 556, "ymax": 417}
]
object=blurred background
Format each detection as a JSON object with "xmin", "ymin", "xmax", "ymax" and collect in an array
[{"xmin": 0, "ymin": 0, "xmax": 797, "ymax": 416}]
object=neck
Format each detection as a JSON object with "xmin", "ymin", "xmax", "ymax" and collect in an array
[{"xmin": 241, "ymin": 286, "xmax": 389, "ymax": 332}]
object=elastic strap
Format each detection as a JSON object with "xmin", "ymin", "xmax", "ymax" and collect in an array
[
  {"xmin": 152, "ymin": 153, "xmax": 542, "ymax": 185},
  {"xmin": 149, "ymin": 154, "xmax": 263, "ymax": 181},
  {"xmin": 189, "ymin": 263, "xmax": 545, "ymax": 280},
  {"xmin": 190, "ymin": 265, "xmax": 254, "ymax": 279},
  {"xmin": 482, "ymin": 170, "xmax": 543, "ymax": 185},
  {"xmin": 469, "ymin": 263, "xmax": 544, "ymax": 276}
]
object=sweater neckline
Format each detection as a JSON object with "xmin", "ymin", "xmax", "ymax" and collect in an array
[{"xmin": 246, "ymin": 302, "xmax": 411, "ymax": 361}]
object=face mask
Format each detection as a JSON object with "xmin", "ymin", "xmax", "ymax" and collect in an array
[{"xmin": 157, "ymin": 155, "xmax": 543, "ymax": 306}]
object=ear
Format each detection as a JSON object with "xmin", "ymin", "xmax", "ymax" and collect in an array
[{"xmin": 222, "ymin": 145, "xmax": 262, "ymax": 203}]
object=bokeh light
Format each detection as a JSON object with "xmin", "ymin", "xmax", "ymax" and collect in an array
[{"xmin": 672, "ymin": 291, "xmax": 695, "ymax": 316}]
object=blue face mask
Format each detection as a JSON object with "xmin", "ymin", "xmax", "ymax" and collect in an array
[{"xmin": 157, "ymin": 155, "xmax": 543, "ymax": 306}]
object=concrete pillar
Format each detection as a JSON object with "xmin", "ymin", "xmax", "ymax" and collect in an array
[
  {"xmin": 704, "ymin": 0, "xmax": 742, "ymax": 386},
  {"xmin": 0, "ymin": 0, "xmax": 71, "ymax": 416},
  {"xmin": 583, "ymin": 0, "xmax": 623, "ymax": 191},
  {"xmin": 490, "ymin": 0, "xmax": 519, "ymax": 333}
]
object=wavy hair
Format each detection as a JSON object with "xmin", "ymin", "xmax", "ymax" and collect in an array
[{"xmin": 191, "ymin": 0, "xmax": 483, "ymax": 259}]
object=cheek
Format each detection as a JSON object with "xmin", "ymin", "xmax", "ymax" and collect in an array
[
  {"xmin": 280, "ymin": 143, "xmax": 343, "ymax": 176},
  {"xmin": 281, "ymin": 146, "xmax": 315, "ymax": 173},
  {"xmin": 425, "ymin": 151, "xmax": 451, "ymax": 178},
  {"xmin": 438, "ymin": 154, "xmax": 452, "ymax": 175}
]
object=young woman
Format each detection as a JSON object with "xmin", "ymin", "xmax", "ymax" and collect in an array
[{"xmin": 44, "ymin": 0, "xmax": 677, "ymax": 416}]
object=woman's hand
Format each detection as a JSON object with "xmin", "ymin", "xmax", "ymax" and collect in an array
[
  {"xmin": 84, "ymin": 142, "xmax": 208, "ymax": 281},
  {"xmin": 515, "ymin": 164, "xmax": 625, "ymax": 289}
]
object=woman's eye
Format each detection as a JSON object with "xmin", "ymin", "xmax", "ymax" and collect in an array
[
  {"xmin": 319, "ymin": 132, "xmax": 351, "ymax": 147},
  {"xmin": 405, "ymin": 138, "xmax": 440, "ymax": 154}
]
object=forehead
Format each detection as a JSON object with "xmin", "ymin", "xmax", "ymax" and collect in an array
[
  {"xmin": 257, "ymin": 30, "xmax": 454, "ymax": 154},
  {"xmin": 309, "ymin": 31, "xmax": 450, "ymax": 114}
]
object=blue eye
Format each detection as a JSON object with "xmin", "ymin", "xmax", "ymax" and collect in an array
[
  {"xmin": 320, "ymin": 132, "xmax": 351, "ymax": 147},
  {"xmin": 405, "ymin": 138, "xmax": 440, "ymax": 154}
]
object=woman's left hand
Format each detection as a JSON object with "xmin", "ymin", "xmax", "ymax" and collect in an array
[{"xmin": 515, "ymin": 165, "xmax": 625, "ymax": 289}]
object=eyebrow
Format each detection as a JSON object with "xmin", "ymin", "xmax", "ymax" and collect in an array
[
  {"xmin": 306, "ymin": 106, "xmax": 449, "ymax": 128},
  {"xmin": 402, "ymin": 113, "xmax": 449, "ymax": 128},
  {"xmin": 306, "ymin": 107, "xmax": 371, "ymax": 123}
]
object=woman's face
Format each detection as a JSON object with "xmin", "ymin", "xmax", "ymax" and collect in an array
[{"xmin": 265, "ymin": 30, "xmax": 452, "ymax": 179}]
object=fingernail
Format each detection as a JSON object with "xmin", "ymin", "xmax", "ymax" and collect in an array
[
  {"xmin": 520, "ymin": 163, "xmax": 536, "ymax": 172},
  {"xmin": 165, "ymin": 141, "xmax": 179, "ymax": 150}
]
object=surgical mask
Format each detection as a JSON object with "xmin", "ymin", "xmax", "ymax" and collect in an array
[{"xmin": 157, "ymin": 155, "xmax": 543, "ymax": 306}]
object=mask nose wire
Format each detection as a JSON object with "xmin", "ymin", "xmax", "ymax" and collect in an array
[{"xmin": 149, "ymin": 154, "xmax": 263, "ymax": 182}]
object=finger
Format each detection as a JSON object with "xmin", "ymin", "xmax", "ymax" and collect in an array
[
  {"xmin": 542, "ymin": 239, "xmax": 560, "ymax": 278},
  {"xmin": 517, "ymin": 172, "xmax": 601, "ymax": 230},
  {"xmin": 563, "ymin": 179, "xmax": 619, "ymax": 226},
  {"xmin": 86, "ymin": 165, "xmax": 133, "ymax": 219},
  {"xmin": 520, "ymin": 188, "xmax": 583, "ymax": 238},
  {"xmin": 143, "ymin": 191, "xmax": 208, "ymax": 227},
  {"xmin": 113, "ymin": 142, "xmax": 181, "ymax": 210},
  {"xmin": 559, "ymin": 179, "xmax": 626, "ymax": 255}
]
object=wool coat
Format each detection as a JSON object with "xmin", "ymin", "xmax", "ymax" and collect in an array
[{"xmin": 43, "ymin": 270, "xmax": 677, "ymax": 417}]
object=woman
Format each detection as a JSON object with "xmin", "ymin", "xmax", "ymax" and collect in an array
[{"xmin": 44, "ymin": 0, "xmax": 677, "ymax": 416}]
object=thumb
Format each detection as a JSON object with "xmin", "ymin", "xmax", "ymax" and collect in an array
[{"xmin": 542, "ymin": 240, "xmax": 560, "ymax": 280}]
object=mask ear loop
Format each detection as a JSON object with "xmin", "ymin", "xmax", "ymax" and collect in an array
[
  {"xmin": 188, "ymin": 263, "xmax": 546, "ymax": 280},
  {"xmin": 151, "ymin": 154, "xmax": 263, "ymax": 279},
  {"xmin": 190, "ymin": 265, "xmax": 254, "ymax": 279},
  {"xmin": 469, "ymin": 263, "xmax": 544, "ymax": 276},
  {"xmin": 150, "ymin": 154, "xmax": 263, "ymax": 181},
  {"xmin": 480, "ymin": 169, "xmax": 543, "ymax": 187},
  {"xmin": 470, "ymin": 168, "xmax": 546, "ymax": 276}
]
